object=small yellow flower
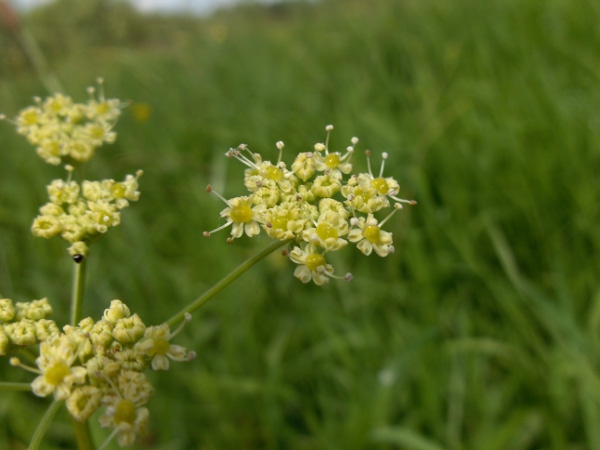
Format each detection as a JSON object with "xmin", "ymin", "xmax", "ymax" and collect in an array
[
  {"xmin": 34, "ymin": 319, "xmax": 60, "ymax": 342},
  {"xmin": 15, "ymin": 297, "xmax": 53, "ymax": 321},
  {"xmin": 135, "ymin": 315, "xmax": 194, "ymax": 371},
  {"xmin": 204, "ymin": 189, "xmax": 265, "ymax": 240},
  {"xmin": 31, "ymin": 214, "xmax": 63, "ymax": 238},
  {"xmin": 112, "ymin": 348, "xmax": 146, "ymax": 372},
  {"xmin": 303, "ymin": 208, "xmax": 349, "ymax": 252},
  {"xmin": 103, "ymin": 300, "xmax": 131, "ymax": 323},
  {"xmin": 99, "ymin": 376, "xmax": 151, "ymax": 448},
  {"xmin": 291, "ymin": 152, "xmax": 316, "ymax": 182},
  {"xmin": 4, "ymin": 319, "xmax": 37, "ymax": 346},
  {"xmin": 289, "ymin": 244, "xmax": 335, "ymax": 286},
  {"xmin": 113, "ymin": 314, "xmax": 146, "ymax": 345},
  {"xmin": 0, "ymin": 298, "xmax": 16, "ymax": 322},
  {"xmin": 262, "ymin": 201, "xmax": 314, "ymax": 240},
  {"xmin": 311, "ymin": 174, "xmax": 341, "ymax": 198},
  {"xmin": 31, "ymin": 335, "xmax": 87, "ymax": 400},
  {"xmin": 348, "ymin": 214, "xmax": 394, "ymax": 257},
  {"xmin": 90, "ymin": 319, "xmax": 115, "ymax": 348},
  {"xmin": 67, "ymin": 385, "xmax": 102, "ymax": 421}
]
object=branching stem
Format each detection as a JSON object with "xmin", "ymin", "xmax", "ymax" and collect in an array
[{"xmin": 166, "ymin": 238, "xmax": 292, "ymax": 328}]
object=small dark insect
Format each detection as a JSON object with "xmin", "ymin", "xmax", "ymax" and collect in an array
[{"xmin": 72, "ymin": 254, "xmax": 84, "ymax": 264}]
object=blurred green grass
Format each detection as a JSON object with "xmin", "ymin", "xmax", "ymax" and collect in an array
[{"xmin": 1, "ymin": 0, "xmax": 600, "ymax": 448}]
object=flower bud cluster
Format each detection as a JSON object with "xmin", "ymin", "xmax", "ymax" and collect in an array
[
  {"xmin": 0, "ymin": 297, "xmax": 59, "ymax": 355},
  {"xmin": 205, "ymin": 125, "xmax": 416, "ymax": 285},
  {"xmin": 12, "ymin": 300, "xmax": 195, "ymax": 448},
  {"xmin": 31, "ymin": 169, "xmax": 143, "ymax": 257},
  {"xmin": 13, "ymin": 79, "xmax": 123, "ymax": 165}
]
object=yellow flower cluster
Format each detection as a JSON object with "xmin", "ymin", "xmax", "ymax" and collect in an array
[
  {"xmin": 0, "ymin": 297, "xmax": 59, "ymax": 355},
  {"xmin": 205, "ymin": 125, "xmax": 416, "ymax": 285},
  {"xmin": 14, "ymin": 79, "xmax": 122, "ymax": 165},
  {"xmin": 4, "ymin": 83, "xmax": 143, "ymax": 260},
  {"xmin": 10, "ymin": 300, "xmax": 195, "ymax": 448},
  {"xmin": 31, "ymin": 167, "xmax": 143, "ymax": 257}
]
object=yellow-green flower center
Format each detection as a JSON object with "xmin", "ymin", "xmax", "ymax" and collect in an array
[
  {"xmin": 154, "ymin": 337, "xmax": 170, "ymax": 356},
  {"xmin": 114, "ymin": 399, "xmax": 137, "ymax": 425},
  {"xmin": 272, "ymin": 215, "xmax": 289, "ymax": 230},
  {"xmin": 371, "ymin": 177, "xmax": 389, "ymax": 195},
  {"xmin": 87, "ymin": 124, "xmax": 105, "ymax": 140},
  {"xmin": 230, "ymin": 204, "xmax": 253, "ymax": 223},
  {"xmin": 264, "ymin": 166, "xmax": 283, "ymax": 182},
  {"xmin": 316, "ymin": 223, "xmax": 338, "ymax": 240},
  {"xmin": 305, "ymin": 253, "xmax": 326, "ymax": 271},
  {"xmin": 22, "ymin": 109, "xmax": 39, "ymax": 125},
  {"xmin": 364, "ymin": 225, "xmax": 381, "ymax": 243},
  {"xmin": 111, "ymin": 183, "xmax": 126, "ymax": 198},
  {"xmin": 325, "ymin": 153, "xmax": 340, "ymax": 168},
  {"xmin": 95, "ymin": 102, "xmax": 111, "ymax": 116},
  {"xmin": 45, "ymin": 362, "xmax": 70, "ymax": 386}
]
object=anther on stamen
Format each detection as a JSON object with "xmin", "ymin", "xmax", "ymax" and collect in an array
[
  {"xmin": 206, "ymin": 185, "xmax": 212, "ymax": 193},
  {"xmin": 203, "ymin": 231, "xmax": 210, "ymax": 237}
]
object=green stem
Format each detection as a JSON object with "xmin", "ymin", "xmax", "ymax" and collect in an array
[
  {"xmin": 0, "ymin": 382, "xmax": 32, "ymax": 391},
  {"xmin": 16, "ymin": 27, "xmax": 64, "ymax": 94},
  {"xmin": 71, "ymin": 417, "xmax": 96, "ymax": 450},
  {"xmin": 69, "ymin": 258, "xmax": 95, "ymax": 449},
  {"xmin": 166, "ymin": 238, "xmax": 291, "ymax": 328},
  {"xmin": 70, "ymin": 258, "xmax": 87, "ymax": 326},
  {"xmin": 28, "ymin": 400, "xmax": 62, "ymax": 450}
]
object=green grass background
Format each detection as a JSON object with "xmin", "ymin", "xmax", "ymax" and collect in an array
[{"xmin": 1, "ymin": 0, "xmax": 600, "ymax": 448}]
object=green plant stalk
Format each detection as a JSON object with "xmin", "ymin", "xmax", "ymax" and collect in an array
[
  {"xmin": 166, "ymin": 238, "xmax": 292, "ymax": 328},
  {"xmin": 28, "ymin": 400, "xmax": 62, "ymax": 450},
  {"xmin": 16, "ymin": 27, "xmax": 64, "ymax": 94},
  {"xmin": 69, "ymin": 258, "xmax": 95, "ymax": 449},
  {"xmin": 0, "ymin": 382, "xmax": 33, "ymax": 391},
  {"xmin": 70, "ymin": 258, "xmax": 87, "ymax": 326},
  {"xmin": 71, "ymin": 416, "xmax": 96, "ymax": 450}
]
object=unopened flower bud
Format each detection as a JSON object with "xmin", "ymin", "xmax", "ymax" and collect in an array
[
  {"xmin": 113, "ymin": 314, "xmax": 145, "ymax": 344},
  {"xmin": 103, "ymin": 300, "xmax": 131, "ymax": 323},
  {"xmin": 0, "ymin": 299, "xmax": 15, "ymax": 322},
  {"xmin": 5, "ymin": 320, "xmax": 37, "ymax": 346}
]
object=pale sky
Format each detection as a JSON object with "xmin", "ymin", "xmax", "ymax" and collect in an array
[{"xmin": 9, "ymin": 0, "xmax": 282, "ymax": 15}]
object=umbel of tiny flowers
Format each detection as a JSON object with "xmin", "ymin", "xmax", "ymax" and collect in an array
[
  {"xmin": 2, "ymin": 81, "xmax": 143, "ymax": 259},
  {"xmin": 31, "ymin": 164, "xmax": 143, "ymax": 257},
  {"xmin": 9, "ymin": 78, "xmax": 123, "ymax": 165},
  {"xmin": 9, "ymin": 300, "xmax": 196, "ymax": 448},
  {"xmin": 204, "ymin": 125, "xmax": 416, "ymax": 285},
  {"xmin": 0, "ymin": 297, "xmax": 58, "ymax": 356}
]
